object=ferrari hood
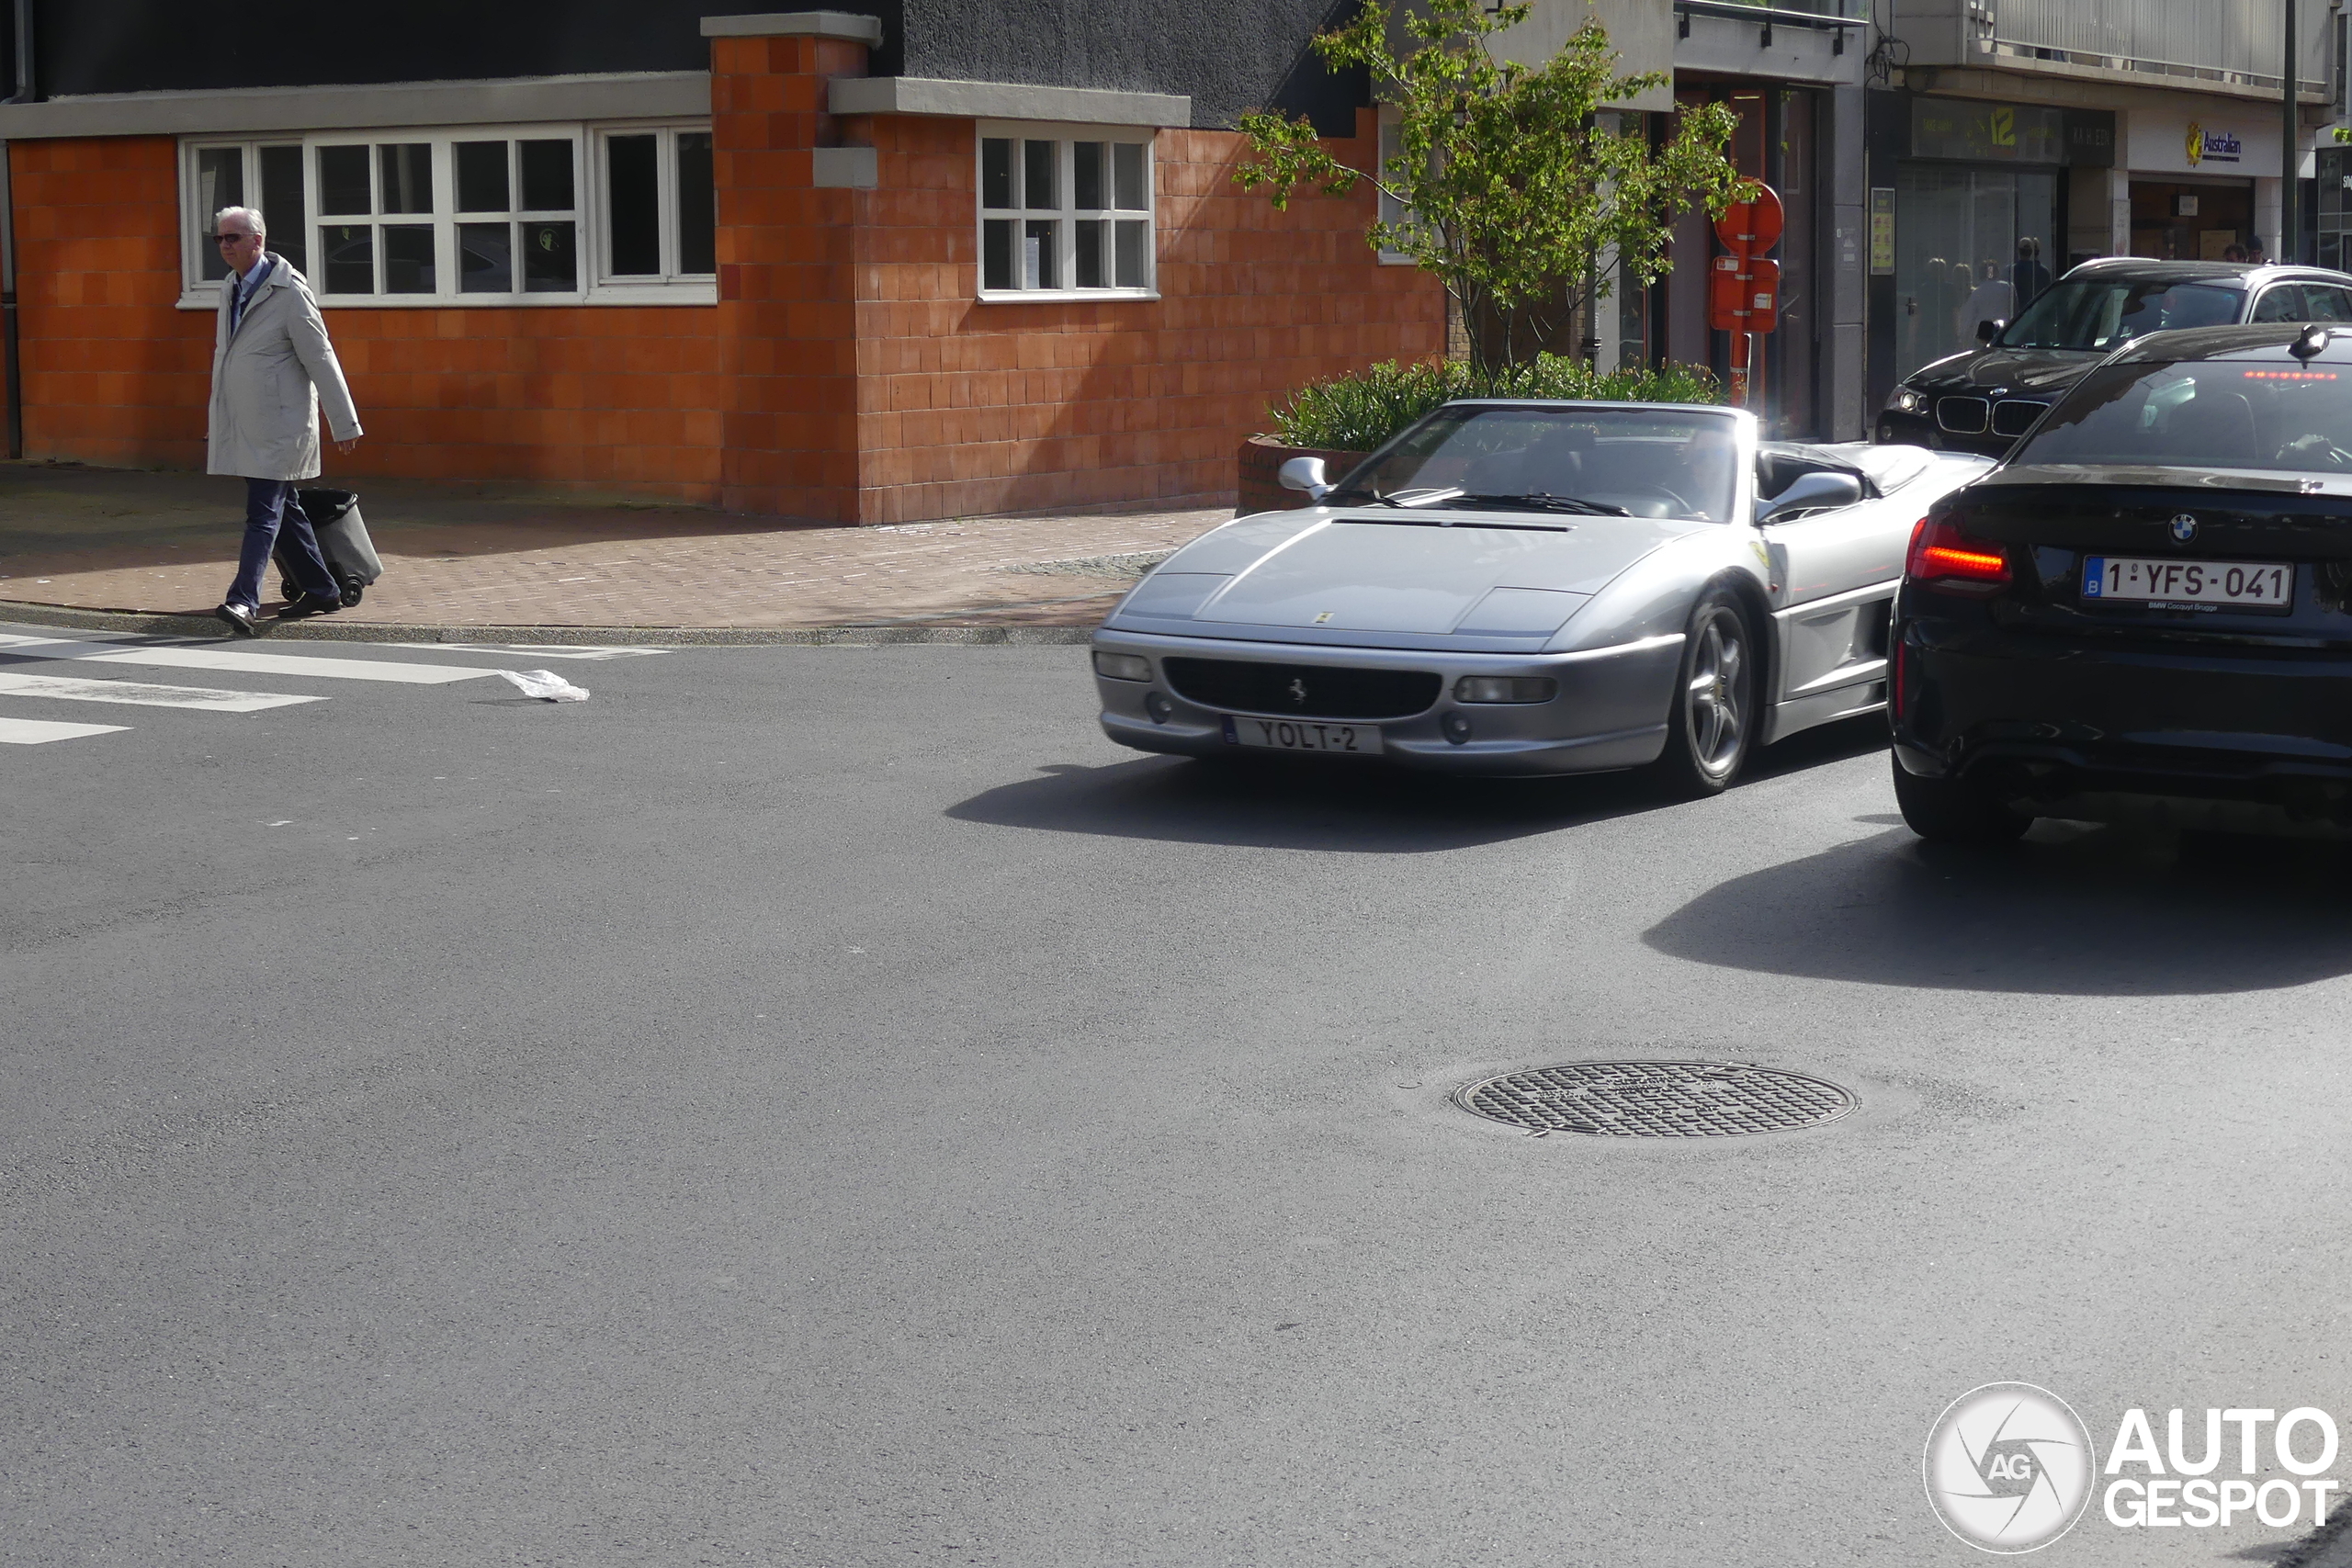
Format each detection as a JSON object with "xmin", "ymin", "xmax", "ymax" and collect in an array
[{"xmin": 1118, "ymin": 509, "xmax": 1703, "ymax": 637}]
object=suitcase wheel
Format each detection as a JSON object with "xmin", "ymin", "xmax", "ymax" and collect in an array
[
  {"xmin": 339, "ymin": 577, "xmax": 365, "ymax": 608},
  {"xmin": 279, "ymin": 574, "xmax": 301, "ymax": 603}
]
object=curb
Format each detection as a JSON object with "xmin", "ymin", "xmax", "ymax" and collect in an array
[{"xmin": 0, "ymin": 599, "xmax": 1098, "ymax": 646}]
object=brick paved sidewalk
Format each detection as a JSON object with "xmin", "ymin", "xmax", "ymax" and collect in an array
[{"xmin": 0, "ymin": 461, "xmax": 1229, "ymax": 630}]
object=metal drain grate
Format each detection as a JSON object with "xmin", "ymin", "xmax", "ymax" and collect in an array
[{"xmin": 1453, "ymin": 1061, "xmax": 1855, "ymax": 1137}]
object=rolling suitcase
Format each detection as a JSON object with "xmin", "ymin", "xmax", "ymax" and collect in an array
[{"xmin": 274, "ymin": 488, "xmax": 382, "ymax": 606}]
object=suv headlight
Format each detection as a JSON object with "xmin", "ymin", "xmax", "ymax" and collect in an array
[{"xmin": 1888, "ymin": 387, "xmax": 1928, "ymax": 416}]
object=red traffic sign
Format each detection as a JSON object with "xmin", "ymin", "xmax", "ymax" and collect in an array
[
  {"xmin": 1707, "ymin": 255, "xmax": 1781, "ymax": 333},
  {"xmin": 1713, "ymin": 184, "xmax": 1785, "ymax": 256}
]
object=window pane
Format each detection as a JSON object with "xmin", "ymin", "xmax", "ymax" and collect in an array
[
  {"xmin": 1023, "ymin": 218, "xmax": 1056, "ymax": 288},
  {"xmin": 981, "ymin": 138, "xmax": 1012, "ymax": 210},
  {"xmin": 319, "ymin": 146, "xmax": 370, "ymax": 215},
  {"xmin": 195, "ymin": 147, "xmax": 243, "ymax": 281},
  {"xmin": 676, "ymin": 132, "xmax": 715, "ymax": 275},
  {"xmin": 455, "ymin": 141, "xmax": 510, "ymax": 212},
  {"xmin": 322, "ymin": 223, "xmax": 374, "ymax": 293},
  {"xmin": 258, "ymin": 145, "xmax": 305, "ymax": 273},
  {"xmin": 1023, "ymin": 141, "xmax": 1056, "ymax": 211},
  {"xmin": 458, "ymin": 222, "xmax": 512, "ymax": 292},
  {"xmin": 605, "ymin": 134, "xmax": 661, "ymax": 276},
  {"xmin": 383, "ymin": 223, "xmax": 435, "ymax": 292},
  {"xmin": 1075, "ymin": 219, "xmax": 1105, "ymax": 288},
  {"xmin": 1113, "ymin": 142, "xmax": 1147, "ymax": 211},
  {"xmin": 379, "ymin": 143, "xmax": 433, "ymax": 215},
  {"xmin": 523, "ymin": 220, "xmax": 577, "ymax": 291},
  {"xmin": 983, "ymin": 218, "xmax": 1014, "ymax": 289},
  {"xmin": 1114, "ymin": 219, "xmax": 1148, "ymax": 288},
  {"xmin": 518, "ymin": 139, "xmax": 574, "ymax": 211},
  {"xmin": 1074, "ymin": 142, "xmax": 1104, "ymax": 211}
]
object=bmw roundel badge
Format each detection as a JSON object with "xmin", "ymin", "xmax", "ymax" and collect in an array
[{"xmin": 2169, "ymin": 513, "xmax": 2199, "ymax": 544}]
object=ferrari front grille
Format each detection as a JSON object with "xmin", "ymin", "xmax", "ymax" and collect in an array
[{"xmin": 1161, "ymin": 658, "xmax": 1442, "ymax": 720}]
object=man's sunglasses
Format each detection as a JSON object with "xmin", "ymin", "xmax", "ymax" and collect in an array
[{"xmin": 213, "ymin": 232, "xmax": 255, "ymax": 244}]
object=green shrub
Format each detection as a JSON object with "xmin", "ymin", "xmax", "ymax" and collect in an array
[{"xmin": 1265, "ymin": 355, "xmax": 1724, "ymax": 453}]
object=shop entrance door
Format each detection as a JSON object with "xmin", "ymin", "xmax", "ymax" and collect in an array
[{"xmin": 1893, "ymin": 166, "xmax": 2058, "ymax": 380}]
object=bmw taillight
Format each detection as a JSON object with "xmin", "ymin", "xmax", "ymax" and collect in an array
[{"xmin": 1905, "ymin": 514, "xmax": 2012, "ymax": 589}]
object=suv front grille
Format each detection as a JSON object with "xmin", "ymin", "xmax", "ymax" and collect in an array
[
  {"xmin": 1937, "ymin": 396, "xmax": 1991, "ymax": 434},
  {"xmin": 1991, "ymin": 399, "xmax": 2048, "ymax": 437},
  {"xmin": 1161, "ymin": 658, "xmax": 1442, "ymax": 720}
]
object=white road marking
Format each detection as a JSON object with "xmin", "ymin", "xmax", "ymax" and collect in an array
[
  {"xmin": 379, "ymin": 642, "xmax": 667, "ymax": 660},
  {"xmin": 0, "ymin": 634, "xmax": 496, "ymax": 684},
  {"xmin": 0, "ymin": 670, "xmax": 323, "ymax": 712},
  {"xmin": 0, "ymin": 716, "xmax": 128, "ymax": 744}
]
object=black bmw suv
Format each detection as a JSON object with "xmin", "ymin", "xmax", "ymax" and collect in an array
[{"xmin": 1874, "ymin": 259, "xmax": 2352, "ymax": 458}]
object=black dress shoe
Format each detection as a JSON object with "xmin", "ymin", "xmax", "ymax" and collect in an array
[
  {"xmin": 215, "ymin": 602, "xmax": 259, "ymax": 637},
  {"xmin": 277, "ymin": 592, "xmax": 343, "ymax": 619}
]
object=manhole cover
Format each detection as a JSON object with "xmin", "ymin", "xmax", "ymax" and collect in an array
[{"xmin": 1453, "ymin": 1061, "xmax": 1855, "ymax": 1137}]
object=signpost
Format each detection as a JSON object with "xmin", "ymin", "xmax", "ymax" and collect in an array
[{"xmin": 1709, "ymin": 185, "xmax": 1784, "ymax": 409}]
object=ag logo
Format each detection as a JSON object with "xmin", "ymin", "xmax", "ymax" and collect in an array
[
  {"xmin": 2187, "ymin": 121, "xmax": 2203, "ymax": 165},
  {"xmin": 2170, "ymin": 513, "xmax": 2199, "ymax": 543},
  {"xmin": 1924, "ymin": 1382, "xmax": 2096, "ymax": 1553}
]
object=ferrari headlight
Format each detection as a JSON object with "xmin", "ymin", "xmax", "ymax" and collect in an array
[
  {"xmin": 1888, "ymin": 387, "xmax": 1928, "ymax": 416},
  {"xmin": 1093, "ymin": 650, "xmax": 1152, "ymax": 682},
  {"xmin": 1453, "ymin": 675, "xmax": 1556, "ymax": 704}
]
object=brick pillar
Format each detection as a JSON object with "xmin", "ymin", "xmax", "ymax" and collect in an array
[{"xmin": 708, "ymin": 24, "xmax": 873, "ymax": 521}]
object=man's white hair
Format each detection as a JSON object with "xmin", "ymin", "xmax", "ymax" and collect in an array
[{"xmin": 214, "ymin": 205, "xmax": 266, "ymax": 240}]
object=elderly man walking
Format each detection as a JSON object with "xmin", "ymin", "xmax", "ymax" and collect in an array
[{"xmin": 208, "ymin": 205, "xmax": 363, "ymax": 637}]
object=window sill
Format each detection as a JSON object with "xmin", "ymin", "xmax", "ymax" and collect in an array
[
  {"xmin": 175, "ymin": 280, "xmax": 719, "ymax": 310},
  {"xmin": 975, "ymin": 288, "xmax": 1160, "ymax": 303}
]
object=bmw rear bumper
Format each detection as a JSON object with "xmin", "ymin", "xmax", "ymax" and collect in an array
[{"xmin": 1091, "ymin": 626, "xmax": 1686, "ymax": 777}]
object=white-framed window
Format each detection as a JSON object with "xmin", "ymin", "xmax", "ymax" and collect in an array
[
  {"xmin": 178, "ymin": 121, "xmax": 716, "ymax": 309},
  {"xmin": 977, "ymin": 121, "xmax": 1156, "ymax": 299},
  {"xmin": 1375, "ymin": 107, "xmax": 1417, "ymax": 266}
]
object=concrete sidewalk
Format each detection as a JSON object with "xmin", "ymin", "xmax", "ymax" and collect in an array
[{"xmin": 0, "ymin": 461, "xmax": 1226, "ymax": 636}]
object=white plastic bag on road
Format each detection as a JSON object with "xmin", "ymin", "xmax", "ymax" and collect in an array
[{"xmin": 496, "ymin": 669, "xmax": 590, "ymax": 702}]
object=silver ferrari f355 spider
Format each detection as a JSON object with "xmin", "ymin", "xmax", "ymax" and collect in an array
[{"xmin": 1091, "ymin": 400, "xmax": 1992, "ymax": 793}]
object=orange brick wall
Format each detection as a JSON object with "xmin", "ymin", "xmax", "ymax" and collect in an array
[
  {"xmin": 842, "ymin": 109, "xmax": 1445, "ymax": 525},
  {"xmin": 9, "ymin": 136, "xmax": 728, "ymax": 501}
]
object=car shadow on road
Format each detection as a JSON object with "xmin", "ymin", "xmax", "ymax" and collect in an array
[
  {"xmin": 1644, "ymin": 818, "xmax": 2352, "ymax": 996},
  {"xmin": 948, "ymin": 716, "xmax": 1894, "ymax": 854}
]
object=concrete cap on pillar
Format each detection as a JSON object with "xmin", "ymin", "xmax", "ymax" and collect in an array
[{"xmin": 700, "ymin": 11, "xmax": 885, "ymax": 44}]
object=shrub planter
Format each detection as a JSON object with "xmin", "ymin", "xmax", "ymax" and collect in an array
[{"xmin": 1236, "ymin": 434, "xmax": 1368, "ymax": 517}]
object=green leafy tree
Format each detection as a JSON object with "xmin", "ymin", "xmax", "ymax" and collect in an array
[{"xmin": 1236, "ymin": 0, "xmax": 1753, "ymax": 372}]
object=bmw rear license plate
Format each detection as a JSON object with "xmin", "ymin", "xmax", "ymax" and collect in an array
[
  {"xmin": 1221, "ymin": 714, "xmax": 1383, "ymax": 755},
  {"xmin": 2081, "ymin": 556, "xmax": 2292, "ymax": 612}
]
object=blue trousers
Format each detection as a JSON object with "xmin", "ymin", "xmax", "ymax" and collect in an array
[{"xmin": 227, "ymin": 479, "xmax": 339, "ymax": 610}]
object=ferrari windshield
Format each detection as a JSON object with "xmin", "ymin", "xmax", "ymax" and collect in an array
[
  {"xmin": 2015, "ymin": 358, "xmax": 2352, "ymax": 471},
  {"xmin": 1329, "ymin": 405, "xmax": 1742, "ymax": 523},
  {"xmin": 1996, "ymin": 278, "xmax": 2239, "ymax": 352}
]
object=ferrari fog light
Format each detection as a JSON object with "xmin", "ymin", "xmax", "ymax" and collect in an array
[
  {"xmin": 1093, "ymin": 650, "xmax": 1152, "ymax": 682},
  {"xmin": 1145, "ymin": 692, "xmax": 1173, "ymax": 724},
  {"xmin": 1441, "ymin": 712, "xmax": 1474, "ymax": 745},
  {"xmin": 1453, "ymin": 675, "xmax": 1557, "ymax": 704}
]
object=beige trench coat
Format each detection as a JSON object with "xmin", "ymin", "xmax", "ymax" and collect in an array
[{"xmin": 206, "ymin": 255, "xmax": 362, "ymax": 481}]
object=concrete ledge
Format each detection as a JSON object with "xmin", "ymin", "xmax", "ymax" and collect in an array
[
  {"xmin": 811, "ymin": 145, "xmax": 877, "ymax": 187},
  {"xmin": 0, "ymin": 601, "xmax": 1093, "ymax": 646},
  {"xmin": 830, "ymin": 76, "xmax": 1191, "ymax": 129},
  {"xmin": 700, "ymin": 10, "xmax": 885, "ymax": 43},
  {"xmin": 0, "ymin": 72, "xmax": 710, "ymax": 141}
]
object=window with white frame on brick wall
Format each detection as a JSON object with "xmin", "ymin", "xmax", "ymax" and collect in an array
[
  {"xmin": 976, "ymin": 123, "xmax": 1156, "ymax": 299},
  {"xmin": 179, "ymin": 123, "xmax": 715, "ymax": 308}
]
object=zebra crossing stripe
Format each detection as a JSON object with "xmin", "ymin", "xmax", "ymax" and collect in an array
[
  {"xmin": 0, "ymin": 715, "xmax": 128, "ymax": 745},
  {"xmin": 0, "ymin": 634, "xmax": 496, "ymax": 685},
  {"xmin": 0, "ymin": 670, "xmax": 323, "ymax": 712}
]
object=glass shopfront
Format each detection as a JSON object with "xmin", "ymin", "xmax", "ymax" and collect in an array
[
  {"xmin": 1889, "ymin": 98, "xmax": 2113, "ymax": 381},
  {"xmin": 2315, "ymin": 147, "xmax": 2352, "ymax": 270}
]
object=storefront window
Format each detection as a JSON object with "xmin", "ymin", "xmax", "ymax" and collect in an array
[{"xmin": 1893, "ymin": 165, "xmax": 2056, "ymax": 378}]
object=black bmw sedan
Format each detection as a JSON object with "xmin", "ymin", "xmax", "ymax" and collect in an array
[
  {"xmin": 1890, "ymin": 321, "xmax": 2352, "ymax": 842},
  {"xmin": 1874, "ymin": 259, "xmax": 2352, "ymax": 458}
]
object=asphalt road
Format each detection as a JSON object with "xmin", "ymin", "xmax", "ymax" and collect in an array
[{"xmin": 6, "ymin": 622, "xmax": 2352, "ymax": 1567}]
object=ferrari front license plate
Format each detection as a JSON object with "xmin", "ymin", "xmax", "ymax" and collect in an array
[
  {"xmin": 1221, "ymin": 714, "xmax": 1384, "ymax": 755},
  {"xmin": 2081, "ymin": 556, "xmax": 2293, "ymax": 611}
]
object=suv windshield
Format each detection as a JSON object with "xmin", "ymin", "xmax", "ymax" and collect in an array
[
  {"xmin": 1996, "ymin": 278, "xmax": 2239, "ymax": 351},
  {"xmin": 2014, "ymin": 357, "xmax": 2352, "ymax": 472},
  {"xmin": 1329, "ymin": 405, "xmax": 1742, "ymax": 523}
]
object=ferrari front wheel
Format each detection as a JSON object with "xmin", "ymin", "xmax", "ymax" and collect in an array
[{"xmin": 1652, "ymin": 589, "xmax": 1758, "ymax": 798}]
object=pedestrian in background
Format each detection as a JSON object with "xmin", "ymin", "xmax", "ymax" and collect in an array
[
  {"xmin": 208, "ymin": 205, "xmax": 362, "ymax": 637},
  {"xmin": 2011, "ymin": 236, "xmax": 2051, "ymax": 310}
]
